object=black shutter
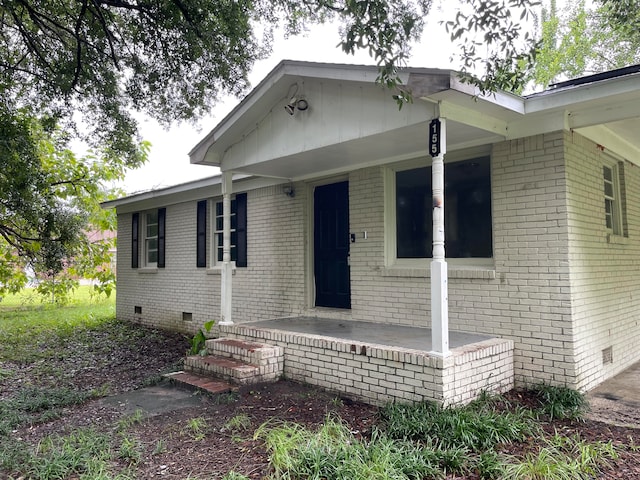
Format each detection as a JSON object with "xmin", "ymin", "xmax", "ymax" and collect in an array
[
  {"xmin": 157, "ymin": 208, "xmax": 166, "ymax": 268},
  {"xmin": 131, "ymin": 213, "xmax": 139, "ymax": 269},
  {"xmin": 235, "ymin": 193, "xmax": 247, "ymax": 267},
  {"xmin": 196, "ymin": 200, "xmax": 207, "ymax": 268}
]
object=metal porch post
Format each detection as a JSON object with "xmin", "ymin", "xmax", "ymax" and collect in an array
[
  {"xmin": 429, "ymin": 118, "xmax": 449, "ymax": 356},
  {"xmin": 220, "ymin": 171, "xmax": 233, "ymax": 325}
]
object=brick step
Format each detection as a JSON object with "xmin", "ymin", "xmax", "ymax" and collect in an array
[
  {"xmin": 205, "ymin": 338, "xmax": 282, "ymax": 365},
  {"xmin": 164, "ymin": 371, "xmax": 236, "ymax": 395},
  {"xmin": 184, "ymin": 354, "xmax": 261, "ymax": 384}
]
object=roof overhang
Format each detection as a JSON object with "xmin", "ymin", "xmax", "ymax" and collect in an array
[{"xmin": 189, "ymin": 61, "xmax": 529, "ymax": 180}]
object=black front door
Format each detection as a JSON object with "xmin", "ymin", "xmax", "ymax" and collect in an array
[{"xmin": 314, "ymin": 181, "xmax": 351, "ymax": 309}]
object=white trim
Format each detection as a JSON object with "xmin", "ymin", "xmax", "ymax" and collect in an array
[
  {"xmin": 384, "ymin": 153, "xmax": 494, "ymax": 268},
  {"xmin": 142, "ymin": 210, "xmax": 159, "ymax": 268},
  {"xmin": 602, "ymin": 158, "xmax": 623, "ymax": 236}
]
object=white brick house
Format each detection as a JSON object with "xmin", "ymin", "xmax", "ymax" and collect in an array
[{"xmin": 106, "ymin": 61, "xmax": 640, "ymax": 404}]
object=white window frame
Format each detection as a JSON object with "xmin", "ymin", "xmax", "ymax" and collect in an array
[
  {"xmin": 212, "ymin": 197, "xmax": 237, "ymax": 267},
  {"xmin": 384, "ymin": 152, "xmax": 494, "ymax": 269},
  {"xmin": 603, "ymin": 159, "xmax": 623, "ymax": 236},
  {"xmin": 143, "ymin": 210, "xmax": 159, "ymax": 267}
]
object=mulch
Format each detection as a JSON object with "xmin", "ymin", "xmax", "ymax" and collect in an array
[{"xmin": 2, "ymin": 323, "xmax": 640, "ymax": 478}]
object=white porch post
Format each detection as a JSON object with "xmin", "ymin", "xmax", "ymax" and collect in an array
[
  {"xmin": 220, "ymin": 171, "xmax": 233, "ymax": 325},
  {"xmin": 429, "ymin": 118, "xmax": 449, "ymax": 356}
]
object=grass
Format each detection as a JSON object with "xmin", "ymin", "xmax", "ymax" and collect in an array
[
  {"xmin": 0, "ymin": 428, "xmax": 136, "ymax": 480},
  {"xmin": 532, "ymin": 384, "xmax": 590, "ymax": 421},
  {"xmin": 378, "ymin": 393, "xmax": 539, "ymax": 451},
  {"xmin": 251, "ymin": 390, "xmax": 616, "ymax": 480},
  {"xmin": 0, "ymin": 286, "xmax": 115, "ymax": 363},
  {"xmin": 0, "ymin": 290, "xmax": 624, "ymax": 479}
]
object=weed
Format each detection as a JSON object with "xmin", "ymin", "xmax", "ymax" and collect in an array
[
  {"xmin": 24, "ymin": 428, "xmax": 113, "ymax": 479},
  {"xmin": 119, "ymin": 435, "xmax": 142, "ymax": 464},
  {"xmin": 212, "ymin": 391, "xmax": 240, "ymax": 405},
  {"xmin": 188, "ymin": 319, "xmax": 215, "ymax": 355},
  {"xmin": 502, "ymin": 433, "xmax": 618, "ymax": 479},
  {"xmin": 223, "ymin": 413, "xmax": 252, "ymax": 433},
  {"xmin": 152, "ymin": 439, "xmax": 167, "ymax": 455},
  {"xmin": 117, "ymin": 409, "xmax": 146, "ymax": 432},
  {"xmin": 531, "ymin": 384, "xmax": 588, "ymax": 421},
  {"xmin": 0, "ymin": 386, "xmax": 94, "ymax": 435},
  {"xmin": 186, "ymin": 416, "xmax": 209, "ymax": 440},
  {"xmin": 222, "ymin": 472, "xmax": 251, "ymax": 480}
]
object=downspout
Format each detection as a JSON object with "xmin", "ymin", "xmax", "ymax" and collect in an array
[{"xmin": 220, "ymin": 171, "xmax": 234, "ymax": 325}]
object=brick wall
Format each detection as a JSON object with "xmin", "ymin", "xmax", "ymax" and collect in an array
[
  {"xmin": 117, "ymin": 129, "xmax": 638, "ymax": 393},
  {"xmin": 564, "ymin": 131, "xmax": 640, "ymax": 391},
  {"xmin": 116, "ymin": 184, "xmax": 307, "ymax": 333},
  {"xmin": 220, "ymin": 323, "xmax": 513, "ymax": 406},
  {"xmin": 346, "ymin": 132, "xmax": 575, "ymax": 388}
]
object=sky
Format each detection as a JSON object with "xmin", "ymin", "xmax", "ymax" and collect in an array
[{"xmin": 120, "ymin": 6, "xmax": 496, "ymax": 193}]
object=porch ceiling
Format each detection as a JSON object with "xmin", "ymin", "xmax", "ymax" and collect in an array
[{"xmin": 227, "ymin": 119, "xmax": 504, "ymax": 180}]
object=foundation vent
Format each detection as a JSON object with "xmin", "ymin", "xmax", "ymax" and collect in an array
[
  {"xmin": 134, "ymin": 306, "xmax": 142, "ymax": 314},
  {"xmin": 182, "ymin": 312, "xmax": 193, "ymax": 322},
  {"xmin": 602, "ymin": 346, "xmax": 613, "ymax": 365}
]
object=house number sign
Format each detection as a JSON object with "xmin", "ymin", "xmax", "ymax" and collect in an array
[{"xmin": 429, "ymin": 118, "xmax": 441, "ymax": 157}]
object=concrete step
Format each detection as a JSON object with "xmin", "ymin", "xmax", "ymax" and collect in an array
[{"xmin": 164, "ymin": 371, "xmax": 235, "ymax": 395}]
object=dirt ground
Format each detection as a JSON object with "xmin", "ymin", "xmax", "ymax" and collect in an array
[{"xmin": 3, "ymin": 324, "xmax": 640, "ymax": 479}]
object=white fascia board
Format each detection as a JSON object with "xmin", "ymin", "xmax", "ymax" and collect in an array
[
  {"xmin": 102, "ymin": 175, "xmax": 286, "ymax": 214},
  {"xmin": 525, "ymin": 72, "xmax": 640, "ymax": 115}
]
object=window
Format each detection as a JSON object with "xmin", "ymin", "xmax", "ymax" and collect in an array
[
  {"xmin": 393, "ymin": 156, "xmax": 492, "ymax": 261},
  {"xmin": 603, "ymin": 163, "xmax": 623, "ymax": 235},
  {"xmin": 196, "ymin": 200, "xmax": 207, "ymax": 268},
  {"xmin": 132, "ymin": 208, "xmax": 165, "ymax": 269},
  {"xmin": 145, "ymin": 210, "xmax": 159, "ymax": 265},
  {"xmin": 212, "ymin": 193, "xmax": 247, "ymax": 267}
]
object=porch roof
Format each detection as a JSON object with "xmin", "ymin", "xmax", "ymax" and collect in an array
[{"xmin": 189, "ymin": 61, "xmax": 640, "ymax": 177}]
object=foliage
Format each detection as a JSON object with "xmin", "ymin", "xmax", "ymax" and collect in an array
[
  {"xmin": 0, "ymin": 286, "xmax": 115, "ymax": 363},
  {"xmin": 531, "ymin": 0, "xmax": 640, "ymax": 88},
  {"xmin": 0, "ymin": 428, "xmax": 136, "ymax": 480},
  {"xmin": 185, "ymin": 416, "xmax": 209, "ymax": 441},
  {"xmin": 254, "ymin": 416, "xmax": 447, "ymax": 479},
  {"xmin": 502, "ymin": 432, "xmax": 618, "ymax": 479},
  {"xmin": 531, "ymin": 384, "xmax": 588, "ymax": 421},
  {"xmin": 0, "ymin": 107, "xmax": 146, "ymax": 299},
  {"xmin": 189, "ymin": 319, "xmax": 216, "ymax": 355},
  {"xmin": 445, "ymin": 0, "xmax": 540, "ymax": 95},
  {"xmin": 0, "ymin": 386, "xmax": 95, "ymax": 436},
  {"xmin": 378, "ymin": 394, "xmax": 538, "ymax": 451}
]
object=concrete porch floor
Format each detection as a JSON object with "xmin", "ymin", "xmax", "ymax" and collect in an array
[{"xmin": 243, "ymin": 316, "xmax": 492, "ymax": 351}]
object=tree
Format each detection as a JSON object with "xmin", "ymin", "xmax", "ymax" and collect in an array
[
  {"xmin": 10, "ymin": 0, "xmax": 634, "ymax": 295},
  {"xmin": 531, "ymin": 0, "xmax": 640, "ymax": 89},
  {"xmin": 0, "ymin": 105, "xmax": 148, "ymax": 299}
]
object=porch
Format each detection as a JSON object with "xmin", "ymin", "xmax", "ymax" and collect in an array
[{"xmin": 216, "ymin": 317, "xmax": 514, "ymax": 406}]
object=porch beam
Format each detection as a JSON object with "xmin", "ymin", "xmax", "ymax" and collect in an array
[
  {"xmin": 220, "ymin": 171, "xmax": 233, "ymax": 325},
  {"xmin": 429, "ymin": 117, "xmax": 450, "ymax": 357}
]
